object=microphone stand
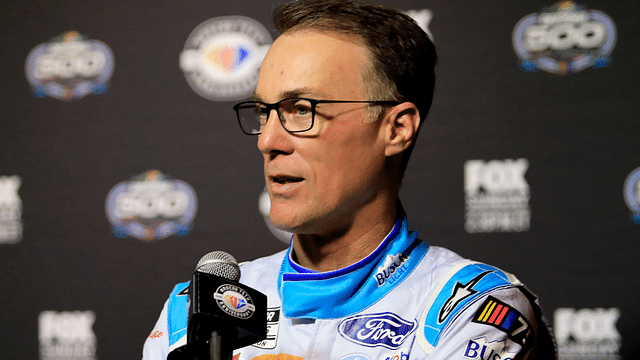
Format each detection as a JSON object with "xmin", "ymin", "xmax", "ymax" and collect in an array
[{"xmin": 209, "ymin": 330, "xmax": 232, "ymax": 360}]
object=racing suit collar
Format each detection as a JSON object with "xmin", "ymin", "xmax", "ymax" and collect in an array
[{"xmin": 278, "ymin": 212, "xmax": 430, "ymax": 319}]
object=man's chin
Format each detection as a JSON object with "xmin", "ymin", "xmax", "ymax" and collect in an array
[
  {"xmin": 268, "ymin": 207, "xmax": 299, "ymax": 233},
  {"xmin": 269, "ymin": 216, "xmax": 299, "ymax": 233}
]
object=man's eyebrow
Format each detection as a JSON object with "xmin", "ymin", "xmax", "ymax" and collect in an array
[{"xmin": 253, "ymin": 88, "xmax": 321, "ymax": 102}]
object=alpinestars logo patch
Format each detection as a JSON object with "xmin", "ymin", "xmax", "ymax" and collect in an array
[{"xmin": 438, "ymin": 271, "xmax": 492, "ymax": 323}]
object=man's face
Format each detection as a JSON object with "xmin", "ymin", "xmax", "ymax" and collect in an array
[{"xmin": 255, "ymin": 30, "xmax": 389, "ymax": 236}]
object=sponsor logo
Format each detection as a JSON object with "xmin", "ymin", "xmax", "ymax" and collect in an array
[
  {"xmin": 375, "ymin": 252, "xmax": 410, "ymax": 287},
  {"xmin": 464, "ymin": 159, "xmax": 530, "ymax": 233},
  {"xmin": 338, "ymin": 312, "xmax": 417, "ymax": 350},
  {"xmin": 439, "ymin": 271, "xmax": 491, "ymax": 323},
  {"xmin": 473, "ymin": 297, "xmax": 533, "ymax": 348},
  {"xmin": 463, "ymin": 337, "xmax": 516, "ymax": 360},
  {"xmin": 382, "ymin": 349, "xmax": 409, "ymax": 360},
  {"xmin": 259, "ymin": 187, "xmax": 293, "ymax": 243},
  {"xmin": 25, "ymin": 31, "xmax": 114, "ymax": 100},
  {"xmin": 105, "ymin": 170, "xmax": 197, "ymax": 241},
  {"xmin": 39, "ymin": 310, "xmax": 97, "ymax": 360},
  {"xmin": 180, "ymin": 16, "xmax": 272, "ymax": 101},
  {"xmin": 339, "ymin": 355, "xmax": 371, "ymax": 360},
  {"xmin": 554, "ymin": 308, "xmax": 620, "ymax": 360},
  {"xmin": 623, "ymin": 167, "xmax": 640, "ymax": 224},
  {"xmin": 0, "ymin": 175, "xmax": 22, "ymax": 244},
  {"xmin": 147, "ymin": 331, "xmax": 163, "ymax": 339},
  {"xmin": 253, "ymin": 307, "xmax": 281, "ymax": 350},
  {"xmin": 214, "ymin": 284, "xmax": 256, "ymax": 319},
  {"xmin": 512, "ymin": 2, "xmax": 616, "ymax": 74}
]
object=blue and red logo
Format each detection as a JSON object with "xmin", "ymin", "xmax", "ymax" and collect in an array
[
  {"xmin": 224, "ymin": 293, "xmax": 248, "ymax": 310},
  {"xmin": 179, "ymin": 16, "xmax": 272, "ymax": 101},
  {"xmin": 214, "ymin": 284, "xmax": 256, "ymax": 319}
]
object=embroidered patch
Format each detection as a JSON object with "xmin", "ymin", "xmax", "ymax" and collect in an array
[
  {"xmin": 438, "ymin": 270, "xmax": 492, "ymax": 323},
  {"xmin": 338, "ymin": 312, "xmax": 417, "ymax": 350},
  {"xmin": 472, "ymin": 296, "xmax": 533, "ymax": 348}
]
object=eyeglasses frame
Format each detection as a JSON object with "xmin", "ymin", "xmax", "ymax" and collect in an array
[{"xmin": 233, "ymin": 97, "xmax": 400, "ymax": 135}]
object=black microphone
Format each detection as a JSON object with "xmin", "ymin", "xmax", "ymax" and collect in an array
[{"xmin": 169, "ymin": 251, "xmax": 267, "ymax": 360}]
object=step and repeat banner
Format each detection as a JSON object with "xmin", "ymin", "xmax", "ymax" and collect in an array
[{"xmin": 1, "ymin": 0, "xmax": 638, "ymax": 359}]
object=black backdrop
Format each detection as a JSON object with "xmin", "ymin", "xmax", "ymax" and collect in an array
[{"xmin": 1, "ymin": 1, "xmax": 638, "ymax": 359}]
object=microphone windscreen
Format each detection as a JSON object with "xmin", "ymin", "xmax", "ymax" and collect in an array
[{"xmin": 195, "ymin": 251, "xmax": 241, "ymax": 281}]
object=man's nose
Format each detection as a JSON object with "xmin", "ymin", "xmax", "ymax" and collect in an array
[{"xmin": 257, "ymin": 109, "xmax": 293, "ymax": 155}]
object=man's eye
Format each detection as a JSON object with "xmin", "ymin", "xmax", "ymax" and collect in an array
[{"xmin": 292, "ymin": 101, "xmax": 313, "ymax": 116}]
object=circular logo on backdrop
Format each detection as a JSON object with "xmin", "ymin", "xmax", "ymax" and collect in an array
[
  {"xmin": 25, "ymin": 31, "xmax": 114, "ymax": 100},
  {"xmin": 623, "ymin": 167, "xmax": 640, "ymax": 224},
  {"xmin": 512, "ymin": 2, "xmax": 616, "ymax": 74},
  {"xmin": 179, "ymin": 16, "xmax": 272, "ymax": 101},
  {"xmin": 214, "ymin": 284, "xmax": 256, "ymax": 319},
  {"xmin": 105, "ymin": 170, "xmax": 198, "ymax": 241}
]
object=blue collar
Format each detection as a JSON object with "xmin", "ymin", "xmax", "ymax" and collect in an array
[{"xmin": 278, "ymin": 214, "xmax": 430, "ymax": 319}]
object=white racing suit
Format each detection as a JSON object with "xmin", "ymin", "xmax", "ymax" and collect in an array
[{"xmin": 143, "ymin": 214, "xmax": 557, "ymax": 360}]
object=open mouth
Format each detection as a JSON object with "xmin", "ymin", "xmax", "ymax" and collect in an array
[{"xmin": 271, "ymin": 175, "xmax": 304, "ymax": 185}]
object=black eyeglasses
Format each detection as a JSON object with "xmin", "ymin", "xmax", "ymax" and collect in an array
[{"xmin": 233, "ymin": 98, "xmax": 400, "ymax": 135}]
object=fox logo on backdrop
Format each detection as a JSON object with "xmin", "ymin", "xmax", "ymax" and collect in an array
[
  {"xmin": 39, "ymin": 311, "xmax": 97, "ymax": 360},
  {"xmin": 0, "ymin": 175, "xmax": 22, "ymax": 244},
  {"xmin": 554, "ymin": 307, "xmax": 621, "ymax": 359},
  {"xmin": 464, "ymin": 159, "xmax": 531, "ymax": 233}
]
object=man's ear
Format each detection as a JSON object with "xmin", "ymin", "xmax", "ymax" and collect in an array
[{"xmin": 383, "ymin": 102, "xmax": 421, "ymax": 157}]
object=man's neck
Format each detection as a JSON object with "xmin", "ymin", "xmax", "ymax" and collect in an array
[{"xmin": 290, "ymin": 201, "xmax": 398, "ymax": 272}]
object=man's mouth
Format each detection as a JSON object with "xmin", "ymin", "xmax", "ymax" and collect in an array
[{"xmin": 270, "ymin": 175, "xmax": 304, "ymax": 185}]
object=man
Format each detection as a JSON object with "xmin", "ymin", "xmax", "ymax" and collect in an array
[{"xmin": 143, "ymin": 0, "xmax": 557, "ymax": 359}]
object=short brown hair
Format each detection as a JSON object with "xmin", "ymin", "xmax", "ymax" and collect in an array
[
  {"xmin": 273, "ymin": 0, "xmax": 437, "ymax": 120},
  {"xmin": 273, "ymin": 0, "xmax": 437, "ymax": 170}
]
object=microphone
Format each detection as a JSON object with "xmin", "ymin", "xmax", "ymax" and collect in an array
[{"xmin": 171, "ymin": 251, "xmax": 267, "ymax": 360}]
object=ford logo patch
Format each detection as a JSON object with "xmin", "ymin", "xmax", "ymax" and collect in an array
[{"xmin": 338, "ymin": 312, "xmax": 417, "ymax": 349}]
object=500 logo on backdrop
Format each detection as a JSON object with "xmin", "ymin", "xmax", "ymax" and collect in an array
[
  {"xmin": 623, "ymin": 167, "xmax": 640, "ymax": 224},
  {"xmin": 105, "ymin": 170, "xmax": 197, "ymax": 241},
  {"xmin": 512, "ymin": 1, "xmax": 616, "ymax": 74},
  {"xmin": 25, "ymin": 31, "xmax": 114, "ymax": 100}
]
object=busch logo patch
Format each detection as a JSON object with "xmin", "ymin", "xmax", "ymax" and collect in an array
[
  {"xmin": 338, "ymin": 312, "xmax": 417, "ymax": 350},
  {"xmin": 375, "ymin": 252, "xmax": 409, "ymax": 287},
  {"xmin": 464, "ymin": 337, "xmax": 516, "ymax": 360}
]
